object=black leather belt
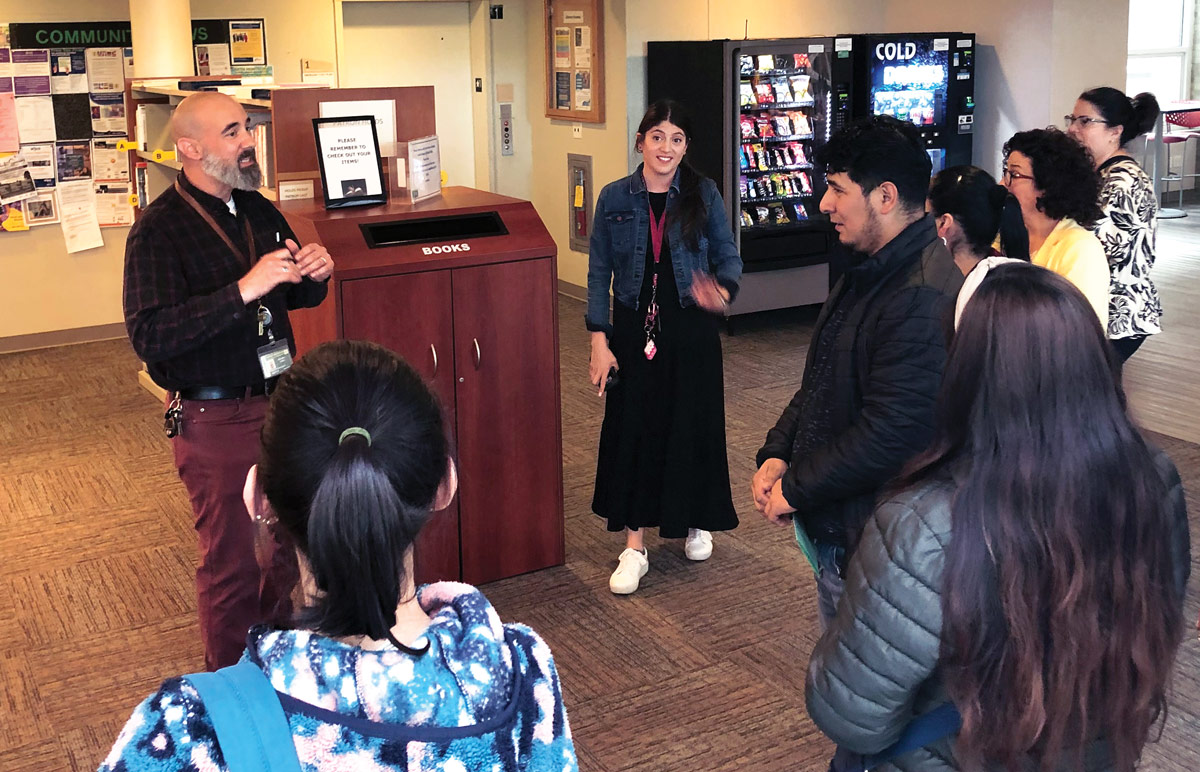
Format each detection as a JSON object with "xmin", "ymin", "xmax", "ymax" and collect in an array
[{"xmin": 177, "ymin": 382, "xmax": 272, "ymax": 401}]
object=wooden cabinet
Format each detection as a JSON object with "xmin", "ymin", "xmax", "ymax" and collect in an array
[{"xmin": 283, "ymin": 188, "xmax": 564, "ymax": 585}]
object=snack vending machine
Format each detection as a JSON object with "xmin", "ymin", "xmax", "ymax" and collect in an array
[
  {"xmin": 648, "ymin": 38, "xmax": 854, "ymax": 284},
  {"xmin": 849, "ymin": 32, "xmax": 976, "ymax": 173}
]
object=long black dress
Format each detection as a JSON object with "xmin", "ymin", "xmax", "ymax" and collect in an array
[{"xmin": 592, "ymin": 191, "xmax": 739, "ymax": 538}]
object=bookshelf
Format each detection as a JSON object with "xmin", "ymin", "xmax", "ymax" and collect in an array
[{"xmin": 124, "ymin": 77, "xmax": 436, "ymax": 213}]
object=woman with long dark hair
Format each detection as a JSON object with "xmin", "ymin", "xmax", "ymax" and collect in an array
[
  {"xmin": 101, "ymin": 340, "xmax": 578, "ymax": 771},
  {"xmin": 1067, "ymin": 87, "xmax": 1163, "ymax": 362},
  {"xmin": 587, "ymin": 99, "xmax": 743, "ymax": 594},
  {"xmin": 806, "ymin": 262, "xmax": 1190, "ymax": 771},
  {"xmin": 1002, "ymin": 128, "xmax": 1110, "ymax": 327},
  {"xmin": 927, "ymin": 165, "xmax": 1023, "ymax": 275}
]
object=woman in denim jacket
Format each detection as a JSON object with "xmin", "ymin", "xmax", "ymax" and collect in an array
[{"xmin": 587, "ymin": 100, "xmax": 743, "ymax": 594}]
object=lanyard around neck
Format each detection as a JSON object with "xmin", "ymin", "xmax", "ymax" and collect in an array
[{"xmin": 175, "ymin": 179, "xmax": 258, "ymax": 267}]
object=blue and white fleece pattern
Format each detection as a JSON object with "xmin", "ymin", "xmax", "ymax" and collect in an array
[{"xmin": 98, "ymin": 582, "xmax": 578, "ymax": 772}]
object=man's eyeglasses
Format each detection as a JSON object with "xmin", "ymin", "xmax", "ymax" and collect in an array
[
  {"xmin": 1063, "ymin": 115, "xmax": 1110, "ymax": 129},
  {"xmin": 1001, "ymin": 167, "xmax": 1034, "ymax": 184}
]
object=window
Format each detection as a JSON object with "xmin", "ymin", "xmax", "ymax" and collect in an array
[{"xmin": 1127, "ymin": 0, "xmax": 1195, "ymax": 102}]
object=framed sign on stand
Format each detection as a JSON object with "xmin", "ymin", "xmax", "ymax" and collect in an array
[{"xmin": 544, "ymin": 0, "xmax": 604, "ymax": 123}]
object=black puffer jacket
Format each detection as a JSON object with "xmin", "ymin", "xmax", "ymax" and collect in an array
[
  {"xmin": 805, "ymin": 447, "xmax": 1191, "ymax": 772},
  {"xmin": 756, "ymin": 216, "xmax": 963, "ymax": 549}
]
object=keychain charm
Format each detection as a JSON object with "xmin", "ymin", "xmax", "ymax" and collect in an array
[{"xmin": 644, "ymin": 339, "xmax": 657, "ymax": 360}]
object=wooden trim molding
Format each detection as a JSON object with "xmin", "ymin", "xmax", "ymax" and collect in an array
[{"xmin": 0, "ymin": 323, "xmax": 127, "ymax": 355}]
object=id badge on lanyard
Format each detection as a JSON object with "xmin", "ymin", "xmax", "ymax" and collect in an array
[{"xmin": 175, "ymin": 180, "xmax": 294, "ymax": 380}]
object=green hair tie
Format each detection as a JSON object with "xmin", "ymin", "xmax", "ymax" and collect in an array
[{"xmin": 338, "ymin": 426, "xmax": 372, "ymax": 446}]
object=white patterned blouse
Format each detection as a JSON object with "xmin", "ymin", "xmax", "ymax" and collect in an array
[{"xmin": 1092, "ymin": 155, "xmax": 1163, "ymax": 338}]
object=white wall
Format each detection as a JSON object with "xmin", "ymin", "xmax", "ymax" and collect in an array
[
  {"xmin": 879, "ymin": 0, "xmax": 1129, "ymax": 175},
  {"xmin": 339, "ymin": 1, "xmax": 476, "ymax": 188}
]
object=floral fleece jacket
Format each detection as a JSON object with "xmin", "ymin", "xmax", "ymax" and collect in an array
[{"xmin": 99, "ymin": 582, "xmax": 578, "ymax": 772}]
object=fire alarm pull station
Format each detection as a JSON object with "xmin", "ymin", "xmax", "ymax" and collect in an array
[{"xmin": 567, "ymin": 154, "xmax": 592, "ymax": 252}]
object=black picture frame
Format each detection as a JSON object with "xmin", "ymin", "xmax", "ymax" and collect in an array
[{"xmin": 312, "ymin": 115, "xmax": 387, "ymax": 210}]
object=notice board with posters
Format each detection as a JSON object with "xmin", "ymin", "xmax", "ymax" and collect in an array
[{"xmin": 544, "ymin": 0, "xmax": 604, "ymax": 123}]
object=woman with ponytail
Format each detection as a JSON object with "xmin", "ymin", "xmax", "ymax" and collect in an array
[
  {"xmin": 805, "ymin": 262, "xmax": 1189, "ymax": 771},
  {"xmin": 101, "ymin": 340, "xmax": 578, "ymax": 772},
  {"xmin": 927, "ymin": 165, "xmax": 1024, "ymax": 275},
  {"xmin": 1067, "ymin": 87, "xmax": 1163, "ymax": 362},
  {"xmin": 587, "ymin": 99, "xmax": 743, "ymax": 594}
]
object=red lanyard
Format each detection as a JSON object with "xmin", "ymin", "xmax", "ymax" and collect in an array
[
  {"xmin": 643, "ymin": 200, "xmax": 667, "ymax": 359},
  {"xmin": 648, "ymin": 201, "xmax": 667, "ymax": 263}
]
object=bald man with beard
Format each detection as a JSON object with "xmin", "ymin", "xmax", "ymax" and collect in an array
[{"xmin": 123, "ymin": 91, "xmax": 335, "ymax": 669}]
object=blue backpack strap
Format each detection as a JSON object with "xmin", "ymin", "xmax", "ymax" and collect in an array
[
  {"xmin": 186, "ymin": 661, "xmax": 303, "ymax": 772},
  {"xmin": 860, "ymin": 702, "xmax": 961, "ymax": 770}
]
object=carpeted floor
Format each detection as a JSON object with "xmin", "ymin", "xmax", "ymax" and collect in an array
[{"xmin": 1, "ymin": 294, "xmax": 1198, "ymax": 771}]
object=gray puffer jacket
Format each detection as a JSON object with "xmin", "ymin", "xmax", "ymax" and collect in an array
[{"xmin": 805, "ymin": 448, "xmax": 1190, "ymax": 771}]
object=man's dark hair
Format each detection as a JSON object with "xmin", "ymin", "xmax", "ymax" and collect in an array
[{"xmin": 816, "ymin": 114, "xmax": 932, "ymax": 212}]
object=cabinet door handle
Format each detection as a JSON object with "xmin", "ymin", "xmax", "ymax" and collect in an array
[
  {"xmin": 430, "ymin": 343, "xmax": 438, "ymax": 377},
  {"xmin": 473, "ymin": 338, "xmax": 481, "ymax": 369}
]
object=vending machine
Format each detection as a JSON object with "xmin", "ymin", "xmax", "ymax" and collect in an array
[
  {"xmin": 648, "ymin": 38, "xmax": 854, "ymax": 290},
  {"xmin": 849, "ymin": 32, "xmax": 976, "ymax": 173}
]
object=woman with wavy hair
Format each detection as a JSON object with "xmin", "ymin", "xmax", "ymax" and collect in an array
[
  {"xmin": 806, "ymin": 261, "xmax": 1190, "ymax": 772},
  {"xmin": 1002, "ymin": 128, "xmax": 1110, "ymax": 327}
]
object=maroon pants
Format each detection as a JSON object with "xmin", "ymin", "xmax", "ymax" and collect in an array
[{"xmin": 171, "ymin": 395, "xmax": 298, "ymax": 670}]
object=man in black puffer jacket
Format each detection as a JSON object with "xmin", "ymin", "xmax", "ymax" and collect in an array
[{"xmin": 752, "ymin": 115, "xmax": 963, "ymax": 628}]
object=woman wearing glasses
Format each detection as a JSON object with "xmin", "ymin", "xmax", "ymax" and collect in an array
[
  {"xmin": 1001, "ymin": 128, "xmax": 1110, "ymax": 327},
  {"xmin": 1066, "ymin": 88, "xmax": 1163, "ymax": 363}
]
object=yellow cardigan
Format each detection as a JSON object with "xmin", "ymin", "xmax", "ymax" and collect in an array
[{"xmin": 1031, "ymin": 218, "xmax": 1110, "ymax": 330}]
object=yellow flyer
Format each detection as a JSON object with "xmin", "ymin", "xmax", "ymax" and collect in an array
[
  {"xmin": 228, "ymin": 20, "xmax": 266, "ymax": 66},
  {"xmin": 2, "ymin": 201, "xmax": 29, "ymax": 231}
]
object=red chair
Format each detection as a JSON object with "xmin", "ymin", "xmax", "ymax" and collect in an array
[{"xmin": 1163, "ymin": 110, "xmax": 1200, "ymax": 209}]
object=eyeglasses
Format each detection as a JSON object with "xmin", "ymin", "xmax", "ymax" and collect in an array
[
  {"xmin": 1063, "ymin": 115, "xmax": 1110, "ymax": 129},
  {"xmin": 1001, "ymin": 167, "xmax": 1034, "ymax": 184}
]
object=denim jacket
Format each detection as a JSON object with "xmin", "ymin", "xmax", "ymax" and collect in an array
[{"xmin": 585, "ymin": 164, "xmax": 743, "ymax": 334}]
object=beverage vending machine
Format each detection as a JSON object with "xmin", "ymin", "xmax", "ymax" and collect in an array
[
  {"xmin": 648, "ymin": 38, "xmax": 855, "ymax": 311},
  {"xmin": 849, "ymin": 32, "xmax": 976, "ymax": 173}
]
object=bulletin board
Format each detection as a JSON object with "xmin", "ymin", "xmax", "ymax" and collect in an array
[{"xmin": 544, "ymin": 0, "xmax": 604, "ymax": 123}]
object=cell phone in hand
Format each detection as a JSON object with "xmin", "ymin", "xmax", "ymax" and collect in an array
[{"xmin": 604, "ymin": 366, "xmax": 620, "ymax": 391}]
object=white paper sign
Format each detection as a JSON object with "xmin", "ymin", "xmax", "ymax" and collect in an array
[
  {"xmin": 91, "ymin": 138, "xmax": 129, "ymax": 181},
  {"xmin": 279, "ymin": 179, "xmax": 315, "ymax": 200},
  {"xmin": 15, "ymin": 96, "xmax": 56, "ymax": 143},
  {"xmin": 406, "ymin": 135, "xmax": 440, "ymax": 202},
  {"xmin": 319, "ymin": 99, "xmax": 397, "ymax": 157},
  {"xmin": 57, "ymin": 178, "xmax": 104, "ymax": 252},
  {"xmin": 85, "ymin": 48, "xmax": 125, "ymax": 94},
  {"xmin": 94, "ymin": 181, "xmax": 133, "ymax": 226}
]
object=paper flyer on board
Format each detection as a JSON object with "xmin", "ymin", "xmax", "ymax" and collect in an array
[
  {"xmin": 85, "ymin": 48, "xmax": 125, "ymax": 94},
  {"xmin": 50, "ymin": 48, "xmax": 87, "ymax": 94},
  {"xmin": 91, "ymin": 137, "xmax": 128, "ymax": 181},
  {"xmin": 56, "ymin": 141, "xmax": 92, "ymax": 182},
  {"xmin": 195, "ymin": 44, "xmax": 233, "ymax": 76},
  {"xmin": 2, "ymin": 200, "xmax": 28, "ymax": 231},
  {"xmin": 229, "ymin": 20, "xmax": 266, "ymax": 66},
  {"xmin": 13, "ymin": 49, "xmax": 50, "ymax": 96},
  {"xmin": 25, "ymin": 189, "xmax": 57, "ymax": 225},
  {"xmin": 574, "ymin": 27, "xmax": 591, "ymax": 68},
  {"xmin": 0, "ymin": 152, "xmax": 37, "ymax": 204},
  {"xmin": 0, "ymin": 93, "xmax": 17, "ymax": 152},
  {"xmin": 15, "ymin": 96, "xmax": 55, "ymax": 143},
  {"xmin": 554, "ymin": 27, "xmax": 570, "ymax": 69},
  {"xmin": 57, "ymin": 178, "xmax": 103, "ymax": 252},
  {"xmin": 94, "ymin": 181, "xmax": 132, "ymax": 227},
  {"xmin": 575, "ymin": 71, "xmax": 592, "ymax": 111},
  {"xmin": 19, "ymin": 143, "xmax": 55, "ymax": 187},
  {"xmin": 89, "ymin": 93, "xmax": 126, "ymax": 135},
  {"xmin": 0, "ymin": 47, "xmax": 12, "ymax": 82}
]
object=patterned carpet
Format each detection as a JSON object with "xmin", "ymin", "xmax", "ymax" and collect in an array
[{"xmin": 0, "ymin": 296, "xmax": 1197, "ymax": 771}]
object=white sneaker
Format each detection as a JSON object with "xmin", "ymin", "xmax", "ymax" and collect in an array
[
  {"xmin": 609, "ymin": 548, "xmax": 649, "ymax": 594},
  {"xmin": 685, "ymin": 529, "xmax": 713, "ymax": 561}
]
